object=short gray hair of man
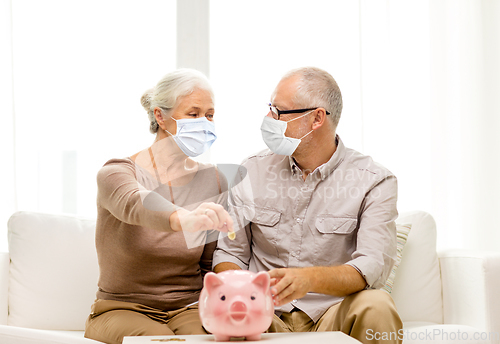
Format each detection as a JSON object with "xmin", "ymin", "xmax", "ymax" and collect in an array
[
  {"xmin": 282, "ymin": 67, "xmax": 343, "ymax": 128},
  {"xmin": 141, "ymin": 68, "xmax": 214, "ymax": 134}
]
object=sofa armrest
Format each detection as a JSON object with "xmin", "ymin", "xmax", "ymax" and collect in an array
[
  {"xmin": 439, "ymin": 249, "xmax": 500, "ymax": 335},
  {"xmin": 0, "ymin": 252, "xmax": 9, "ymax": 325},
  {"xmin": 0, "ymin": 325, "xmax": 100, "ymax": 344},
  {"xmin": 0, "ymin": 252, "xmax": 9, "ymax": 326}
]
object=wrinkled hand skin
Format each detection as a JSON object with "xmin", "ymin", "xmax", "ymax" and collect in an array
[
  {"xmin": 268, "ymin": 268, "xmax": 313, "ymax": 307},
  {"xmin": 170, "ymin": 202, "xmax": 234, "ymax": 233},
  {"xmin": 268, "ymin": 265, "xmax": 367, "ymax": 305}
]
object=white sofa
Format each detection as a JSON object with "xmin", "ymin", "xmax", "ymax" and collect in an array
[{"xmin": 0, "ymin": 210, "xmax": 499, "ymax": 344}]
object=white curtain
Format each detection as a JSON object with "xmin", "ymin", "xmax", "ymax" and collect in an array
[
  {"xmin": 0, "ymin": 0, "xmax": 177, "ymax": 251},
  {"xmin": 0, "ymin": 0, "xmax": 16, "ymax": 252},
  {"xmin": 356, "ymin": 0, "xmax": 500, "ymax": 251},
  {"xmin": 209, "ymin": 0, "xmax": 500, "ymax": 251},
  {"xmin": 428, "ymin": 0, "xmax": 500, "ymax": 250},
  {"xmin": 1, "ymin": 0, "xmax": 499, "ymax": 252}
]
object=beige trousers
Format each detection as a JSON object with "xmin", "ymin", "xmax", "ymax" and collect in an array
[
  {"xmin": 84, "ymin": 299, "xmax": 207, "ymax": 344},
  {"xmin": 267, "ymin": 290, "xmax": 403, "ymax": 344}
]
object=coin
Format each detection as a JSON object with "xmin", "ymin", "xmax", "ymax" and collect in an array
[{"xmin": 151, "ymin": 339, "xmax": 185, "ymax": 342}]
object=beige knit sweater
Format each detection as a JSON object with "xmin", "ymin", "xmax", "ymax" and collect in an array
[{"xmin": 94, "ymin": 158, "xmax": 227, "ymax": 311}]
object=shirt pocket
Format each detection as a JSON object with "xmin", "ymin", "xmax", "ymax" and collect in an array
[
  {"xmin": 248, "ymin": 207, "xmax": 281, "ymax": 257},
  {"xmin": 314, "ymin": 216, "xmax": 358, "ymax": 265},
  {"xmin": 315, "ymin": 216, "xmax": 357, "ymax": 234}
]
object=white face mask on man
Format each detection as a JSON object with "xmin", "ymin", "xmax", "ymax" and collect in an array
[{"xmin": 260, "ymin": 110, "xmax": 314, "ymax": 156}]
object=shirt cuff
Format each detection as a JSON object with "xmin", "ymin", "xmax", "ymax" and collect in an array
[
  {"xmin": 345, "ymin": 256, "xmax": 384, "ymax": 289},
  {"xmin": 212, "ymin": 249, "xmax": 249, "ymax": 271}
]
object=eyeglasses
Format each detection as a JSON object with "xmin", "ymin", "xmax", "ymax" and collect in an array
[{"xmin": 268, "ymin": 103, "xmax": 330, "ymax": 120}]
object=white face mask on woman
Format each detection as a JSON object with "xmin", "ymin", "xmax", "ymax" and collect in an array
[
  {"xmin": 165, "ymin": 117, "xmax": 217, "ymax": 157},
  {"xmin": 260, "ymin": 110, "xmax": 314, "ymax": 156}
]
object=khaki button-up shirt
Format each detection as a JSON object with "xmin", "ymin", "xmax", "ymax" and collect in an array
[{"xmin": 213, "ymin": 135, "xmax": 398, "ymax": 322}]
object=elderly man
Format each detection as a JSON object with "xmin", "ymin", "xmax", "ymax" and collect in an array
[{"xmin": 213, "ymin": 67, "xmax": 402, "ymax": 344}]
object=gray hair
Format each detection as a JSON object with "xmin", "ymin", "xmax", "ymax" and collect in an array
[
  {"xmin": 141, "ymin": 68, "xmax": 214, "ymax": 134},
  {"xmin": 282, "ymin": 67, "xmax": 343, "ymax": 128}
]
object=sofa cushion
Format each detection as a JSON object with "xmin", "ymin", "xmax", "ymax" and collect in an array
[
  {"xmin": 8, "ymin": 211, "xmax": 98, "ymax": 330},
  {"xmin": 392, "ymin": 211, "xmax": 443, "ymax": 324},
  {"xmin": 382, "ymin": 223, "xmax": 411, "ymax": 294}
]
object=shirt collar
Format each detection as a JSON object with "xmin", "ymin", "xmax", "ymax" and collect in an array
[{"xmin": 288, "ymin": 135, "xmax": 346, "ymax": 180}]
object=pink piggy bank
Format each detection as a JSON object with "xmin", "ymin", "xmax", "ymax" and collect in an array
[{"xmin": 199, "ymin": 270, "xmax": 274, "ymax": 341}]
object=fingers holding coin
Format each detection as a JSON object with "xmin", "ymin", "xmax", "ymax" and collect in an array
[
  {"xmin": 199, "ymin": 203, "xmax": 234, "ymax": 233},
  {"xmin": 203, "ymin": 208, "xmax": 220, "ymax": 229},
  {"xmin": 211, "ymin": 204, "xmax": 234, "ymax": 233}
]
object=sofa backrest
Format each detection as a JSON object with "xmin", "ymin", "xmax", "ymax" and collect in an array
[
  {"xmin": 7, "ymin": 211, "xmax": 98, "ymax": 331},
  {"xmin": 392, "ymin": 211, "xmax": 443, "ymax": 324}
]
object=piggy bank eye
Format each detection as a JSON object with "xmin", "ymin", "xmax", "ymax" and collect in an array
[
  {"xmin": 250, "ymin": 293, "xmax": 256, "ymax": 301},
  {"xmin": 220, "ymin": 295, "xmax": 226, "ymax": 301}
]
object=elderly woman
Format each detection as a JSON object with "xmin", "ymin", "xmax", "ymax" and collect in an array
[{"xmin": 84, "ymin": 69, "xmax": 233, "ymax": 344}]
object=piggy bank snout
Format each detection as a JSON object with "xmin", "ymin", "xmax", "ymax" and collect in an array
[
  {"xmin": 230, "ymin": 300, "xmax": 247, "ymax": 313},
  {"xmin": 229, "ymin": 300, "xmax": 247, "ymax": 323}
]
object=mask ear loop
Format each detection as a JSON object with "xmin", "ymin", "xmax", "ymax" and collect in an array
[
  {"xmin": 299, "ymin": 129, "xmax": 313, "ymax": 140},
  {"xmin": 161, "ymin": 109, "xmax": 178, "ymax": 137},
  {"xmin": 285, "ymin": 109, "xmax": 315, "ymax": 123},
  {"xmin": 287, "ymin": 109, "xmax": 315, "ymax": 140}
]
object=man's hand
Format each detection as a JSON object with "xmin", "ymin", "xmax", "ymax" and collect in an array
[
  {"xmin": 170, "ymin": 202, "xmax": 234, "ymax": 233},
  {"xmin": 268, "ymin": 265, "xmax": 367, "ymax": 306},
  {"xmin": 268, "ymin": 268, "xmax": 313, "ymax": 307}
]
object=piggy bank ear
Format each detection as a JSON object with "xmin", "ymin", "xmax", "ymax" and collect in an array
[
  {"xmin": 204, "ymin": 272, "xmax": 224, "ymax": 294},
  {"xmin": 251, "ymin": 271, "xmax": 270, "ymax": 290}
]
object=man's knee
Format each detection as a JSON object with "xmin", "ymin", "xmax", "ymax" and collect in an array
[
  {"xmin": 340, "ymin": 290, "xmax": 402, "ymax": 329},
  {"xmin": 345, "ymin": 290, "xmax": 393, "ymax": 313},
  {"xmin": 338, "ymin": 290, "xmax": 402, "ymax": 344}
]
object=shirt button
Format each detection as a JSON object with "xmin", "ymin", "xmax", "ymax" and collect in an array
[
  {"xmin": 296, "ymin": 218, "xmax": 300, "ymax": 223},
  {"xmin": 292, "ymin": 299, "xmax": 297, "ymax": 303}
]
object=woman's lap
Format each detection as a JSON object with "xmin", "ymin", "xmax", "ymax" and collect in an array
[{"xmin": 84, "ymin": 299, "xmax": 206, "ymax": 344}]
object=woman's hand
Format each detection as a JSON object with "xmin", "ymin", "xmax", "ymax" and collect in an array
[{"xmin": 170, "ymin": 202, "xmax": 234, "ymax": 233}]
